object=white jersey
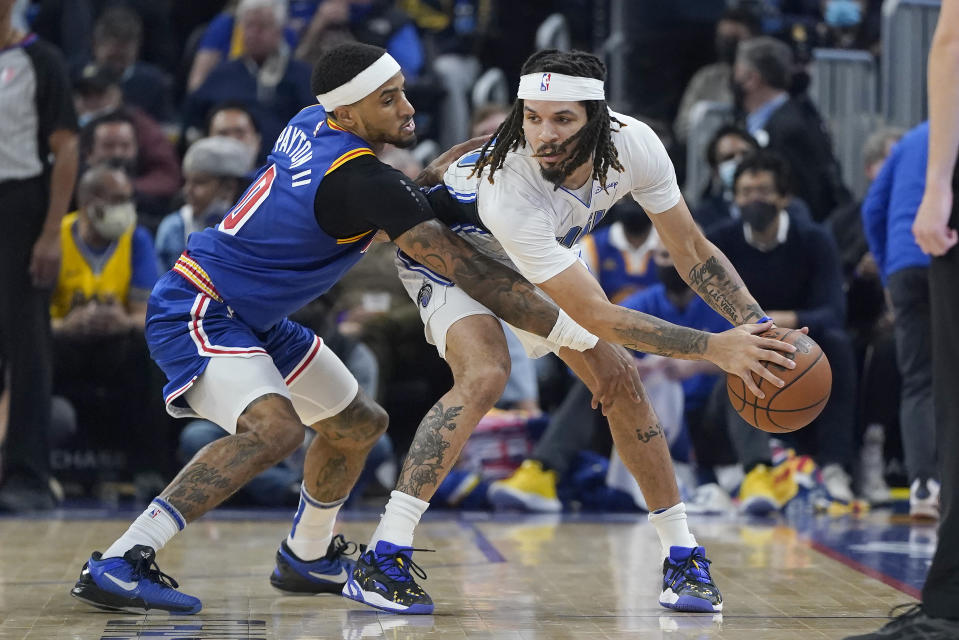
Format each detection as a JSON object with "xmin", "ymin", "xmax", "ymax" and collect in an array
[{"xmin": 436, "ymin": 110, "xmax": 682, "ymax": 284}]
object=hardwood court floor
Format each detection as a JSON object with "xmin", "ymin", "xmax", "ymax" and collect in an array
[{"xmin": 0, "ymin": 509, "xmax": 927, "ymax": 639}]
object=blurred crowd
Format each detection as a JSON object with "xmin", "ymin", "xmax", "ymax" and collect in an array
[{"xmin": 0, "ymin": 0, "xmax": 938, "ymax": 523}]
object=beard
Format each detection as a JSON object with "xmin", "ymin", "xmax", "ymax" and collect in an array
[
  {"xmin": 389, "ymin": 131, "xmax": 417, "ymax": 149},
  {"xmin": 539, "ymin": 163, "xmax": 566, "ymax": 184}
]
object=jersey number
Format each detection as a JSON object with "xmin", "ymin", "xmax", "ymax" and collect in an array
[
  {"xmin": 219, "ymin": 164, "xmax": 277, "ymax": 235},
  {"xmin": 559, "ymin": 209, "xmax": 606, "ymax": 248}
]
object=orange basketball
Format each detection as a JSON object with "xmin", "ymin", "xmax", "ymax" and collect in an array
[{"xmin": 726, "ymin": 328, "xmax": 832, "ymax": 433}]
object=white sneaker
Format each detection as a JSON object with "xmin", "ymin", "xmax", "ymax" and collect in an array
[
  {"xmin": 820, "ymin": 464, "xmax": 854, "ymax": 503},
  {"xmin": 909, "ymin": 477, "xmax": 941, "ymax": 520},
  {"xmin": 685, "ymin": 483, "xmax": 735, "ymax": 515}
]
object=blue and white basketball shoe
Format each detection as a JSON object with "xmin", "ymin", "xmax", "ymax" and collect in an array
[
  {"xmin": 270, "ymin": 534, "xmax": 359, "ymax": 593},
  {"xmin": 341, "ymin": 540, "xmax": 434, "ymax": 614},
  {"xmin": 659, "ymin": 545, "xmax": 723, "ymax": 613},
  {"xmin": 70, "ymin": 545, "xmax": 201, "ymax": 614}
]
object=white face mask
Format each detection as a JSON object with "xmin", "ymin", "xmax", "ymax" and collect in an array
[
  {"xmin": 91, "ymin": 201, "xmax": 137, "ymax": 240},
  {"xmin": 718, "ymin": 159, "xmax": 738, "ymax": 190}
]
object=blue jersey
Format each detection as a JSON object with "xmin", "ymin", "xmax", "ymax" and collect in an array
[
  {"xmin": 581, "ymin": 225, "xmax": 659, "ymax": 302},
  {"xmin": 180, "ymin": 106, "xmax": 377, "ymax": 332}
]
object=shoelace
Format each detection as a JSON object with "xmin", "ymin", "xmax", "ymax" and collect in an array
[
  {"xmin": 880, "ymin": 603, "xmax": 924, "ymax": 629},
  {"xmin": 374, "ymin": 547, "xmax": 434, "ymax": 583},
  {"xmin": 326, "ymin": 534, "xmax": 360, "ymax": 560},
  {"xmin": 131, "ymin": 554, "xmax": 179, "ymax": 589},
  {"xmin": 667, "ymin": 550, "xmax": 713, "ymax": 588}
]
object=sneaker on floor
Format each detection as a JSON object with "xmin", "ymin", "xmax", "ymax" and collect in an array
[
  {"xmin": 821, "ymin": 464, "xmax": 855, "ymax": 503},
  {"xmin": 738, "ymin": 465, "xmax": 781, "ymax": 515},
  {"xmin": 659, "ymin": 546, "xmax": 723, "ymax": 613},
  {"xmin": 488, "ymin": 460, "xmax": 561, "ymax": 512},
  {"xmin": 271, "ymin": 534, "xmax": 360, "ymax": 594},
  {"xmin": 70, "ymin": 545, "xmax": 201, "ymax": 614},
  {"xmin": 341, "ymin": 540, "xmax": 434, "ymax": 614},
  {"xmin": 685, "ymin": 483, "xmax": 735, "ymax": 515},
  {"xmin": 909, "ymin": 478, "xmax": 941, "ymax": 521},
  {"xmin": 842, "ymin": 604, "xmax": 959, "ymax": 639}
]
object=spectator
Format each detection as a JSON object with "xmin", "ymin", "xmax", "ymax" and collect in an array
[
  {"xmin": 580, "ymin": 199, "xmax": 660, "ymax": 304},
  {"xmin": 674, "ymin": 8, "xmax": 761, "ymax": 144},
  {"xmin": 81, "ymin": 111, "xmax": 181, "ymax": 230},
  {"xmin": 183, "ymin": 0, "xmax": 314, "ymax": 159},
  {"xmin": 708, "ymin": 150, "xmax": 859, "ymax": 509},
  {"xmin": 0, "ymin": 15, "xmax": 78, "ymax": 513},
  {"xmin": 205, "ymin": 101, "xmax": 264, "ymax": 163},
  {"xmin": 695, "ymin": 124, "xmax": 812, "ymax": 233},
  {"xmin": 862, "ymin": 122, "xmax": 939, "ymax": 519},
  {"xmin": 187, "ymin": 0, "xmax": 302, "ymax": 92},
  {"xmin": 49, "ymin": 165, "xmax": 167, "ymax": 494},
  {"xmin": 91, "ymin": 6, "xmax": 175, "ymax": 123},
  {"xmin": 733, "ymin": 36, "xmax": 851, "ymax": 221},
  {"xmin": 155, "ymin": 137, "xmax": 256, "ymax": 271},
  {"xmin": 470, "ymin": 103, "xmax": 510, "ymax": 138}
]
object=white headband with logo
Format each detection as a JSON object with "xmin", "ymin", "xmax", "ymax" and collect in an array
[
  {"xmin": 316, "ymin": 53, "xmax": 401, "ymax": 109},
  {"xmin": 516, "ymin": 72, "xmax": 606, "ymax": 101}
]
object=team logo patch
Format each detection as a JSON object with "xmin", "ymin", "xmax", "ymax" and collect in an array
[
  {"xmin": 540, "ymin": 73, "xmax": 551, "ymax": 91},
  {"xmin": 417, "ymin": 283, "xmax": 433, "ymax": 308}
]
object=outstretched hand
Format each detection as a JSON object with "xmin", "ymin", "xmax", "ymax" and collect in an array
[
  {"xmin": 414, "ymin": 135, "xmax": 491, "ymax": 187},
  {"xmin": 707, "ymin": 320, "xmax": 797, "ymax": 399}
]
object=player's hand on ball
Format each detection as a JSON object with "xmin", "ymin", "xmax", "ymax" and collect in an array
[{"xmin": 706, "ymin": 320, "xmax": 797, "ymax": 399}]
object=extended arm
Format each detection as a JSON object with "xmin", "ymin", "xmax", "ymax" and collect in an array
[{"xmin": 650, "ymin": 196, "xmax": 766, "ymax": 326}]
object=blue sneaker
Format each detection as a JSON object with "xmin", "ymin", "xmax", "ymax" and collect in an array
[
  {"xmin": 341, "ymin": 541, "xmax": 434, "ymax": 614},
  {"xmin": 70, "ymin": 545, "xmax": 201, "ymax": 614},
  {"xmin": 270, "ymin": 534, "xmax": 359, "ymax": 594},
  {"xmin": 659, "ymin": 546, "xmax": 723, "ymax": 613}
]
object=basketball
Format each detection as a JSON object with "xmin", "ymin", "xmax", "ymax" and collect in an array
[{"xmin": 726, "ymin": 328, "xmax": 832, "ymax": 433}]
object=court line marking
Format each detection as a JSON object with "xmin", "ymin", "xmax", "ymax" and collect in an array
[{"xmin": 806, "ymin": 539, "xmax": 922, "ymax": 599}]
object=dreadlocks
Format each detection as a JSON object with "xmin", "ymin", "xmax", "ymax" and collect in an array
[{"xmin": 471, "ymin": 49, "xmax": 625, "ymax": 190}]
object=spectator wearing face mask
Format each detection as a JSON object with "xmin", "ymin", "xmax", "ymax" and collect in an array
[
  {"xmin": 80, "ymin": 111, "xmax": 181, "ymax": 232},
  {"xmin": 155, "ymin": 137, "xmax": 256, "ymax": 272},
  {"xmin": 695, "ymin": 125, "xmax": 812, "ymax": 234},
  {"xmin": 673, "ymin": 8, "xmax": 761, "ymax": 145},
  {"xmin": 707, "ymin": 150, "xmax": 859, "ymax": 510}
]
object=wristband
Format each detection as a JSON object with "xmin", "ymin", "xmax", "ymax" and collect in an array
[
  {"xmin": 758, "ymin": 315, "xmax": 773, "ymax": 324},
  {"xmin": 547, "ymin": 309, "xmax": 599, "ymax": 351}
]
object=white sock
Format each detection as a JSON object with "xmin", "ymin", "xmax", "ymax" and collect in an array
[
  {"xmin": 648, "ymin": 502, "xmax": 697, "ymax": 558},
  {"xmin": 286, "ymin": 484, "xmax": 346, "ymax": 561},
  {"xmin": 103, "ymin": 498, "xmax": 185, "ymax": 559},
  {"xmin": 368, "ymin": 490, "xmax": 430, "ymax": 549}
]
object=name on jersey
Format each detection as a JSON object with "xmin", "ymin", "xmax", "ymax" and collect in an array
[
  {"xmin": 273, "ymin": 126, "xmax": 313, "ymax": 169},
  {"xmin": 594, "ymin": 181, "xmax": 618, "ymax": 194}
]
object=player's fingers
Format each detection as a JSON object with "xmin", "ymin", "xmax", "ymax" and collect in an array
[
  {"xmin": 627, "ymin": 365, "xmax": 643, "ymax": 403},
  {"xmin": 758, "ymin": 336, "xmax": 796, "ymax": 353},
  {"xmin": 762, "ymin": 351, "xmax": 796, "ymax": 370},
  {"xmin": 752, "ymin": 362, "xmax": 785, "ymax": 389},
  {"xmin": 799, "ymin": 326, "xmax": 810, "ymax": 334},
  {"xmin": 740, "ymin": 370, "xmax": 765, "ymax": 400}
]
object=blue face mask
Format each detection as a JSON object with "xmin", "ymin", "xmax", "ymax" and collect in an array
[{"xmin": 825, "ymin": 0, "xmax": 862, "ymax": 28}]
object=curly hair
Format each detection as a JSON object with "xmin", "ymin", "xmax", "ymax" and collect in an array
[{"xmin": 470, "ymin": 49, "xmax": 624, "ymax": 190}]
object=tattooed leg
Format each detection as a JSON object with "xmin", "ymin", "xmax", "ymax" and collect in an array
[
  {"xmin": 302, "ymin": 388, "xmax": 388, "ymax": 503},
  {"xmin": 395, "ymin": 315, "xmax": 510, "ymax": 500},
  {"xmin": 162, "ymin": 394, "xmax": 306, "ymax": 522},
  {"xmin": 561, "ymin": 349, "xmax": 681, "ymax": 510}
]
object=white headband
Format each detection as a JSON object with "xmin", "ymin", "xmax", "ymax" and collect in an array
[
  {"xmin": 316, "ymin": 53, "xmax": 401, "ymax": 110},
  {"xmin": 516, "ymin": 72, "xmax": 606, "ymax": 101}
]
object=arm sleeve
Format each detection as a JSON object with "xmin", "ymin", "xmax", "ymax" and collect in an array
[
  {"xmin": 624, "ymin": 120, "xmax": 682, "ymax": 214},
  {"xmin": 33, "ymin": 41, "xmax": 78, "ymax": 142},
  {"xmin": 478, "ymin": 168, "xmax": 579, "ymax": 284},
  {"xmin": 130, "ymin": 226, "xmax": 160, "ymax": 294},
  {"xmin": 795, "ymin": 227, "xmax": 845, "ymax": 331},
  {"xmin": 315, "ymin": 155, "xmax": 434, "ymax": 240},
  {"xmin": 861, "ymin": 144, "xmax": 897, "ymax": 277}
]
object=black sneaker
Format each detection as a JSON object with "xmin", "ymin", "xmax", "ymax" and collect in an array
[
  {"xmin": 659, "ymin": 545, "xmax": 723, "ymax": 613},
  {"xmin": 341, "ymin": 540, "xmax": 434, "ymax": 614},
  {"xmin": 270, "ymin": 534, "xmax": 360, "ymax": 594},
  {"xmin": 71, "ymin": 545, "xmax": 201, "ymax": 614},
  {"xmin": 843, "ymin": 604, "xmax": 959, "ymax": 639}
]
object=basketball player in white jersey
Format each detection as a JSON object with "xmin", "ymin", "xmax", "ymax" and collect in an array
[{"xmin": 343, "ymin": 49, "xmax": 797, "ymax": 615}]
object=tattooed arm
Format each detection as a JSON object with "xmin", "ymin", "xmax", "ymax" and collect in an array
[
  {"xmin": 650, "ymin": 198, "xmax": 766, "ymax": 326},
  {"xmin": 394, "ymin": 219, "xmax": 560, "ymax": 337}
]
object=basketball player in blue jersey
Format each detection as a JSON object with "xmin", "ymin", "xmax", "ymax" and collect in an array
[
  {"xmin": 344, "ymin": 50, "xmax": 801, "ymax": 616},
  {"xmin": 69, "ymin": 43, "xmax": 622, "ymax": 615}
]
